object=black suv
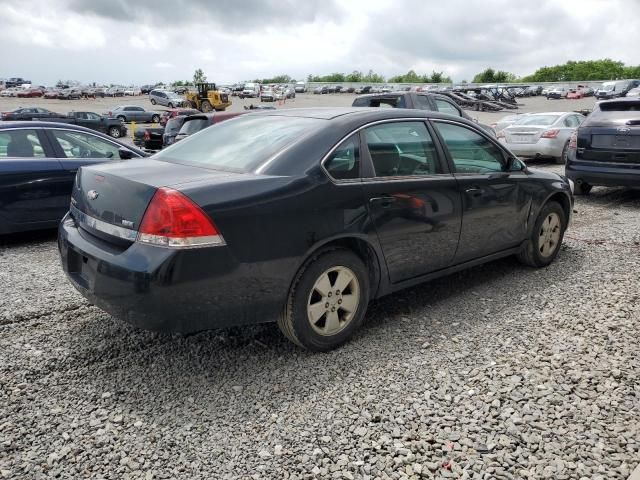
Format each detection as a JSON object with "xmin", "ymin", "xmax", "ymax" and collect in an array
[
  {"xmin": 353, "ymin": 92, "xmax": 495, "ymax": 135},
  {"xmin": 566, "ymin": 98, "xmax": 640, "ymax": 194}
]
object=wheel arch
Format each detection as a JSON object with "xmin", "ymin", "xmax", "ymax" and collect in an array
[
  {"xmin": 291, "ymin": 235, "xmax": 385, "ymax": 301},
  {"xmin": 544, "ymin": 191, "xmax": 572, "ymax": 224}
]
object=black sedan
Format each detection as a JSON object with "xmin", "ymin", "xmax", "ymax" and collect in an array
[
  {"xmin": 59, "ymin": 108, "xmax": 573, "ymax": 351},
  {"xmin": 1, "ymin": 107, "xmax": 60, "ymax": 121},
  {"xmin": 0, "ymin": 122, "xmax": 145, "ymax": 234}
]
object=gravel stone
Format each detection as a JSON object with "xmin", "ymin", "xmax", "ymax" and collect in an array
[{"xmin": 1, "ymin": 172, "xmax": 639, "ymax": 479}]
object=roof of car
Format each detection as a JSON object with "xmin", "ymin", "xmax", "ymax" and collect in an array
[{"xmin": 245, "ymin": 106, "xmax": 469, "ymax": 124}]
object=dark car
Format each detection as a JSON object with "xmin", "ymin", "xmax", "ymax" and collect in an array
[
  {"xmin": 174, "ymin": 111, "xmax": 246, "ymax": 142},
  {"xmin": 566, "ymin": 98, "xmax": 640, "ymax": 194},
  {"xmin": 0, "ymin": 122, "xmax": 145, "ymax": 234},
  {"xmin": 42, "ymin": 111, "xmax": 127, "ymax": 138},
  {"xmin": 58, "ymin": 108, "xmax": 573, "ymax": 351},
  {"xmin": 133, "ymin": 127, "xmax": 164, "ymax": 151},
  {"xmin": 352, "ymin": 92, "xmax": 495, "ymax": 136},
  {"xmin": 1, "ymin": 107, "xmax": 61, "ymax": 121}
]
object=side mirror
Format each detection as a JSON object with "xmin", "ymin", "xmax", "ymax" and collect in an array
[{"xmin": 118, "ymin": 148, "xmax": 134, "ymax": 160}]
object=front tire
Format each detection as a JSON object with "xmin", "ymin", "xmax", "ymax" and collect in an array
[
  {"xmin": 151, "ymin": 114, "xmax": 160, "ymax": 123},
  {"xmin": 517, "ymin": 201, "xmax": 567, "ymax": 268},
  {"xmin": 150, "ymin": 98, "xmax": 156, "ymax": 105},
  {"xmin": 168, "ymin": 102, "xmax": 174, "ymax": 109},
  {"xmin": 278, "ymin": 249, "xmax": 370, "ymax": 351}
]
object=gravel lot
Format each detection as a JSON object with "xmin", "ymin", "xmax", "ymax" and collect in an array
[{"xmin": 1, "ymin": 94, "xmax": 639, "ymax": 480}]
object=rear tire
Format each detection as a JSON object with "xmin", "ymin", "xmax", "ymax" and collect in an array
[
  {"xmin": 574, "ymin": 181, "xmax": 592, "ymax": 195},
  {"xmin": 277, "ymin": 249, "xmax": 370, "ymax": 351},
  {"xmin": 556, "ymin": 141, "xmax": 569, "ymax": 164},
  {"xmin": 201, "ymin": 100, "xmax": 213, "ymax": 112},
  {"xmin": 150, "ymin": 98, "xmax": 156, "ymax": 105},
  {"xmin": 517, "ymin": 201, "xmax": 567, "ymax": 268},
  {"xmin": 151, "ymin": 114, "xmax": 160, "ymax": 123},
  {"xmin": 168, "ymin": 102, "xmax": 174, "ymax": 109},
  {"xmin": 117, "ymin": 115, "xmax": 126, "ymax": 123},
  {"xmin": 108, "ymin": 126, "xmax": 121, "ymax": 138}
]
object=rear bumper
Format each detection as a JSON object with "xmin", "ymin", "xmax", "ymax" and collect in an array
[
  {"xmin": 566, "ymin": 160, "xmax": 640, "ymax": 187},
  {"xmin": 500, "ymin": 138, "xmax": 561, "ymax": 158},
  {"xmin": 58, "ymin": 213, "xmax": 289, "ymax": 333}
]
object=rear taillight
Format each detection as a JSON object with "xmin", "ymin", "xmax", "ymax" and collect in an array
[
  {"xmin": 143, "ymin": 130, "xmax": 150, "ymax": 140},
  {"xmin": 568, "ymin": 131, "xmax": 577, "ymax": 150},
  {"xmin": 137, "ymin": 187, "xmax": 225, "ymax": 248},
  {"xmin": 541, "ymin": 129, "xmax": 560, "ymax": 138}
]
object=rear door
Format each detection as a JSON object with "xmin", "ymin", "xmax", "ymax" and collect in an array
[
  {"xmin": 432, "ymin": 120, "xmax": 529, "ymax": 263},
  {"xmin": 360, "ymin": 120, "xmax": 462, "ymax": 282},
  {"xmin": 0, "ymin": 128, "xmax": 70, "ymax": 227}
]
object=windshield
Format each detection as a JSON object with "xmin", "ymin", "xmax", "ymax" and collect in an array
[
  {"xmin": 155, "ymin": 115, "xmax": 322, "ymax": 171},
  {"xmin": 514, "ymin": 115, "xmax": 560, "ymax": 126},
  {"xmin": 600, "ymin": 83, "xmax": 615, "ymax": 91}
]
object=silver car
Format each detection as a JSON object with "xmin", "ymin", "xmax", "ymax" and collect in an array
[
  {"xmin": 498, "ymin": 112, "xmax": 585, "ymax": 164},
  {"xmin": 149, "ymin": 89, "xmax": 186, "ymax": 108}
]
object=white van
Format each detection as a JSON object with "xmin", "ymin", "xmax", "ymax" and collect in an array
[{"xmin": 241, "ymin": 82, "xmax": 260, "ymax": 98}]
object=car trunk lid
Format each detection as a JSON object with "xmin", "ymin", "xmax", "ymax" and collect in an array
[
  {"xmin": 504, "ymin": 126, "xmax": 546, "ymax": 144},
  {"xmin": 70, "ymin": 158, "xmax": 240, "ymax": 243},
  {"xmin": 577, "ymin": 102, "xmax": 640, "ymax": 163}
]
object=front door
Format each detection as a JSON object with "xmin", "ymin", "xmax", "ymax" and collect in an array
[
  {"xmin": 431, "ymin": 120, "xmax": 529, "ymax": 263},
  {"xmin": 361, "ymin": 120, "xmax": 462, "ymax": 283}
]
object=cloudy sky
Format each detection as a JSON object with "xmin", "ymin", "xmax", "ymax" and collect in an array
[{"xmin": 0, "ymin": 0, "xmax": 638, "ymax": 86}]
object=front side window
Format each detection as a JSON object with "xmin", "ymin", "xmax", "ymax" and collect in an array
[
  {"xmin": 324, "ymin": 135, "xmax": 360, "ymax": 180},
  {"xmin": 0, "ymin": 129, "xmax": 46, "ymax": 158},
  {"xmin": 434, "ymin": 122, "xmax": 504, "ymax": 174},
  {"xmin": 364, "ymin": 121, "xmax": 440, "ymax": 177},
  {"xmin": 50, "ymin": 130, "xmax": 121, "ymax": 159}
]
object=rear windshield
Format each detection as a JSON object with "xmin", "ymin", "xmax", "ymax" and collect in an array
[
  {"xmin": 155, "ymin": 115, "xmax": 322, "ymax": 171},
  {"xmin": 165, "ymin": 117, "xmax": 185, "ymax": 134},
  {"xmin": 179, "ymin": 118, "xmax": 210, "ymax": 135},
  {"xmin": 514, "ymin": 115, "xmax": 559, "ymax": 126},
  {"xmin": 599, "ymin": 101, "xmax": 640, "ymax": 112}
]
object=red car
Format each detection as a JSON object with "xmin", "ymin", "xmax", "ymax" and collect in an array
[
  {"xmin": 159, "ymin": 108, "xmax": 200, "ymax": 126},
  {"xmin": 16, "ymin": 88, "xmax": 44, "ymax": 98}
]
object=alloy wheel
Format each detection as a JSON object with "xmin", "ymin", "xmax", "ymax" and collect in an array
[
  {"xmin": 538, "ymin": 212, "xmax": 561, "ymax": 258},
  {"xmin": 307, "ymin": 266, "xmax": 360, "ymax": 336}
]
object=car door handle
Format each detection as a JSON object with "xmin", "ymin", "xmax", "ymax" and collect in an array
[
  {"xmin": 369, "ymin": 196, "xmax": 397, "ymax": 207},
  {"xmin": 465, "ymin": 187, "xmax": 484, "ymax": 196}
]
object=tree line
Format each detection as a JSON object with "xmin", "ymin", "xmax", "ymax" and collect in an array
[{"xmin": 167, "ymin": 60, "xmax": 640, "ymax": 88}]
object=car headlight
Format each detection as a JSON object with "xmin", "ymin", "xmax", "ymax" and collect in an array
[{"xmin": 568, "ymin": 178, "xmax": 575, "ymax": 194}]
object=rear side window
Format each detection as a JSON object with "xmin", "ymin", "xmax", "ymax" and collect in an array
[
  {"xmin": 364, "ymin": 121, "xmax": 440, "ymax": 177},
  {"xmin": 324, "ymin": 135, "xmax": 360, "ymax": 180},
  {"xmin": 0, "ymin": 130, "xmax": 46, "ymax": 158}
]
